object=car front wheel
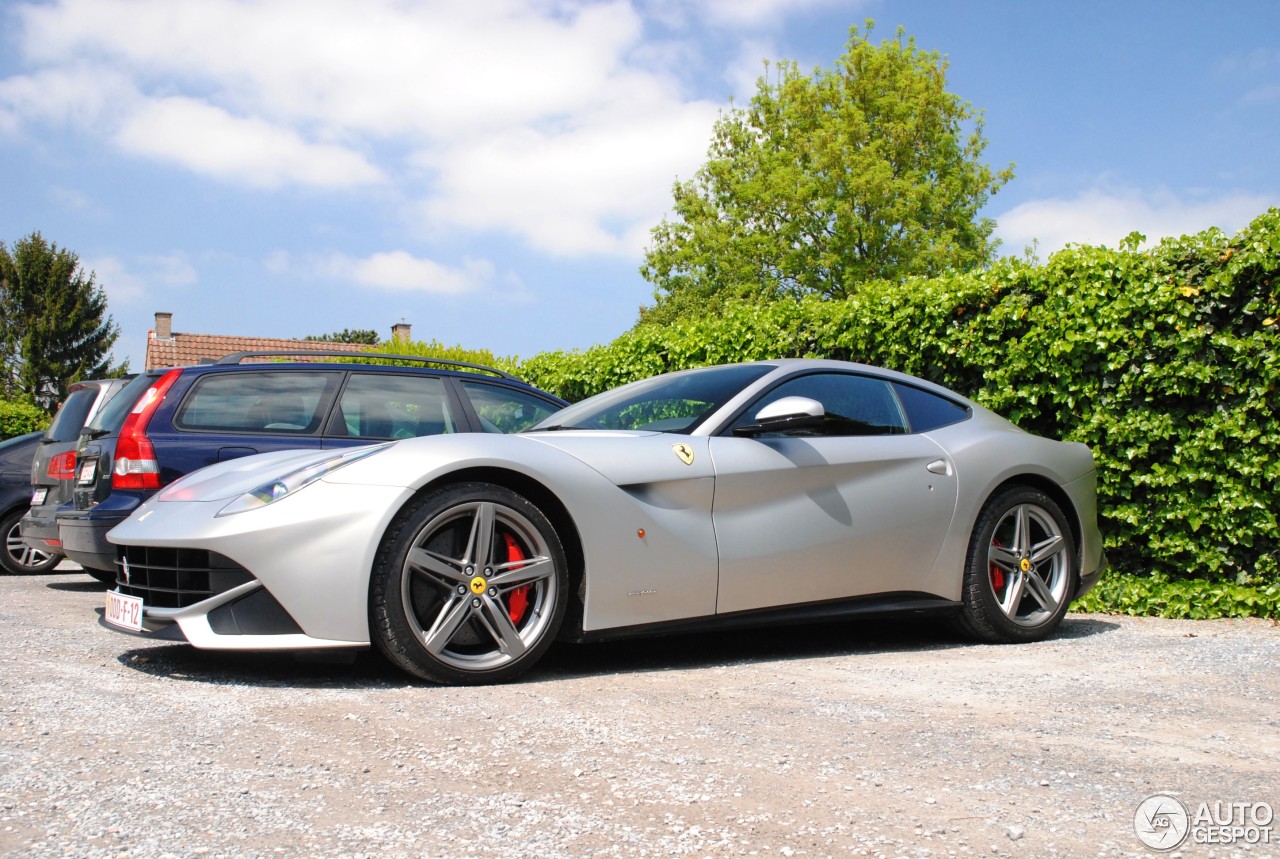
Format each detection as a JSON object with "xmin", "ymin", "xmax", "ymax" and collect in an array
[
  {"xmin": 956, "ymin": 486, "xmax": 1077, "ymax": 643},
  {"xmin": 2, "ymin": 508, "xmax": 63, "ymax": 575},
  {"xmin": 370, "ymin": 482, "xmax": 568, "ymax": 685}
]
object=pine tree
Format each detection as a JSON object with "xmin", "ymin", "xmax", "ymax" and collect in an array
[{"xmin": 0, "ymin": 232, "xmax": 123, "ymax": 410}]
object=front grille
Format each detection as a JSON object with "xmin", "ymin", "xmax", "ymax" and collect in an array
[{"xmin": 115, "ymin": 546, "xmax": 254, "ymax": 609}]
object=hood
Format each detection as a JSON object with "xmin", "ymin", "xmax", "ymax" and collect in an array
[{"xmin": 155, "ymin": 446, "xmax": 387, "ymax": 502}]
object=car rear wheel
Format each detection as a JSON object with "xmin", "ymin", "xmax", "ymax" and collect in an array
[
  {"xmin": 2, "ymin": 508, "xmax": 63, "ymax": 575},
  {"xmin": 370, "ymin": 482, "xmax": 568, "ymax": 685},
  {"xmin": 955, "ymin": 486, "xmax": 1077, "ymax": 643}
]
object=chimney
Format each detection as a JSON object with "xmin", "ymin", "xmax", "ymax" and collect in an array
[
  {"xmin": 155, "ymin": 312, "xmax": 174, "ymax": 340},
  {"xmin": 391, "ymin": 321, "xmax": 412, "ymax": 341}
]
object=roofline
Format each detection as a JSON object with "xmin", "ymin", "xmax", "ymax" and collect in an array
[{"xmin": 213, "ymin": 350, "xmax": 521, "ymax": 381}]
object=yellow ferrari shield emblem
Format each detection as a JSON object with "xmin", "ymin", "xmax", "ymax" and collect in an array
[
  {"xmin": 469, "ymin": 576, "xmax": 488, "ymax": 595},
  {"xmin": 672, "ymin": 443, "xmax": 694, "ymax": 465},
  {"xmin": 1019, "ymin": 558, "xmax": 1032, "ymax": 573}
]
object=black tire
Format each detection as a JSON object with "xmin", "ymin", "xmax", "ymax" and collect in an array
[
  {"xmin": 84, "ymin": 567, "xmax": 116, "ymax": 584},
  {"xmin": 1, "ymin": 508, "xmax": 63, "ymax": 575},
  {"xmin": 955, "ymin": 486, "xmax": 1078, "ymax": 643},
  {"xmin": 370, "ymin": 482, "xmax": 568, "ymax": 685}
]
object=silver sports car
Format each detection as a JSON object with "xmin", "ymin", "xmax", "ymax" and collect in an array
[{"xmin": 103, "ymin": 359, "xmax": 1106, "ymax": 684}]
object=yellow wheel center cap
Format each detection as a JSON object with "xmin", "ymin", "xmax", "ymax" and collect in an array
[
  {"xmin": 1019, "ymin": 558, "xmax": 1032, "ymax": 573},
  {"xmin": 469, "ymin": 576, "xmax": 488, "ymax": 595}
]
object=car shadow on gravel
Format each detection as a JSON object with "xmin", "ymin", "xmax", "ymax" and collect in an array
[
  {"xmin": 46, "ymin": 579, "xmax": 109, "ymax": 592},
  {"xmin": 116, "ymin": 645, "xmax": 409, "ymax": 688},
  {"xmin": 111, "ymin": 614, "xmax": 1118, "ymax": 688},
  {"xmin": 535, "ymin": 614, "xmax": 1120, "ymax": 681}
]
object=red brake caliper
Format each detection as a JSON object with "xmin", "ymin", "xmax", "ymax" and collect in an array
[
  {"xmin": 503, "ymin": 533, "xmax": 531, "ymax": 624},
  {"xmin": 990, "ymin": 538, "xmax": 1005, "ymax": 591}
]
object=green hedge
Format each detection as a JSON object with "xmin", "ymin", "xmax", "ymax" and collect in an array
[
  {"xmin": 0, "ymin": 398, "xmax": 49, "ymax": 438},
  {"xmin": 1072, "ymin": 575, "xmax": 1280, "ymax": 620},
  {"xmin": 517, "ymin": 209, "xmax": 1280, "ymax": 587}
]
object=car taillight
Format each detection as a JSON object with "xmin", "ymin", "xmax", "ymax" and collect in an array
[
  {"xmin": 47, "ymin": 450, "xmax": 77, "ymax": 480},
  {"xmin": 112, "ymin": 369, "xmax": 182, "ymax": 491}
]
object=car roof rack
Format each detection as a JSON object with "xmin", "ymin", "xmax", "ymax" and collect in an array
[{"xmin": 213, "ymin": 350, "xmax": 521, "ymax": 381}]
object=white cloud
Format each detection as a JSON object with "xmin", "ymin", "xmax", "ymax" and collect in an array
[
  {"xmin": 49, "ymin": 185, "xmax": 103, "ymax": 217},
  {"xmin": 83, "ymin": 256, "xmax": 147, "ymax": 303},
  {"xmin": 0, "ymin": 65, "xmax": 137, "ymax": 131},
  {"xmin": 143, "ymin": 252, "xmax": 198, "ymax": 287},
  {"xmin": 724, "ymin": 38, "xmax": 778, "ymax": 102},
  {"xmin": 81, "ymin": 252, "xmax": 200, "ymax": 303},
  {"xmin": 115, "ymin": 97, "xmax": 383, "ymax": 189},
  {"xmin": 994, "ymin": 187, "xmax": 1275, "ymax": 255},
  {"xmin": 3, "ymin": 0, "xmax": 723, "ymax": 248},
  {"xmin": 322, "ymin": 251, "xmax": 493, "ymax": 295},
  {"xmin": 264, "ymin": 251, "xmax": 292, "ymax": 274},
  {"xmin": 416, "ymin": 99, "xmax": 718, "ymax": 256},
  {"xmin": 697, "ymin": 0, "xmax": 848, "ymax": 29},
  {"xmin": 639, "ymin": 0, "xmax": 851, "ymax": 30},
  {"xmin": 11, "ymin": 0, "xmax": 649, "ymax": 136}
]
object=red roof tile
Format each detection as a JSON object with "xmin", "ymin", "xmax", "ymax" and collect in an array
[{"xmin": 145, "ymin": 331, "xmax": 371, "ymax": 370}]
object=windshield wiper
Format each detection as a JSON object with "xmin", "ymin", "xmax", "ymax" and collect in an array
[{"xmin": 527, "ymin": 424, "xmax": 609, "ymax": 432}]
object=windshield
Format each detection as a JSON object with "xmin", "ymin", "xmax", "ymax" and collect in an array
[{"xmin": 531, "ymin": 364, "xmax": 774, "ymax": 434}]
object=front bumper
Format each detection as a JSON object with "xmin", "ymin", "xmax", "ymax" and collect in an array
[{"xmin": 105, "ymin": 479, "xmax": 411, "ymax": 645}]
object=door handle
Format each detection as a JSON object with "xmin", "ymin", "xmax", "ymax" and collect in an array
[{"xmin": 926, "ymin": 459, "xmax": 950, "ymax": 475}]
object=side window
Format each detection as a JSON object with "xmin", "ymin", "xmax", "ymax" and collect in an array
[
  {"xmin": 731, "ymin": 373, "xmax": 908, "ymax": 437},
  {"xmin": 175, "ymin": 372, "xmax": 339, "ymax": 434},
  {"xmin": 891, "ymin": 383, "xmax": 970, "ymax": 432},
  {"xmin": 331, "ymin": 374, "xmax": 456, "ymax": 439},
  {"xmin": 461, "ymin": 381, "xmax": 560, "ymax": 433}
]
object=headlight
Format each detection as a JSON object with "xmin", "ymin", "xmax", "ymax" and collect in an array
[{"xmin": 217, "ymin": 443, "xmax": 392, "ymax": 517}]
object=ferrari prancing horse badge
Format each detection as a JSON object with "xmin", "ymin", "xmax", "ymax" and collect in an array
[{"xmin": 672, "ymin": 443, "xmax": 695, "ymax": 465}]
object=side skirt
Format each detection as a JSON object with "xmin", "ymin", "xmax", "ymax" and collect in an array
[{"xmin": 564, "ymin": 592, "xmax": 961, "ymax": 645}]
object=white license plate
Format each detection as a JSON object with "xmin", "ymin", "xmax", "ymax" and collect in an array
[
  {"xmin": 105, "ymin": 590, "xmax": 144, "ymax": 632},
  {"xmin": 77, "ymin": 459, "xmax": 97, "ymax": 485},
  {"xmin": 30, "ymin": 487, "xmax": 47, "ymax": 506}
]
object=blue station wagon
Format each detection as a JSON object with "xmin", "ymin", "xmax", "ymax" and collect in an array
[{"xmin": 57, "ymin": 352, "xmax": 567, "ymax": 575}]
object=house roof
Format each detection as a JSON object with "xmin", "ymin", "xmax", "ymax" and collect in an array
[{"xmin": 145, "ymin": 331, "xmax": 370, "ymax": 370}]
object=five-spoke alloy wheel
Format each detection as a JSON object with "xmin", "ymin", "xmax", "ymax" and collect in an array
[
  {"xmin": 370, "ymin": 482, "xmax": 568, "ymax": 685},
  {"xmin": 956, "ymin": 486, "xmax": 1077, "ymax": 643},
  {"xmin": 2, "ymin": 509, "xmax": 63, "ymax": 576}
]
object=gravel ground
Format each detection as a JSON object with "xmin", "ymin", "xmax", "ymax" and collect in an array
[{"xmin": 1, "ymin": 564, "xmax": 1277, "ymax": 859}]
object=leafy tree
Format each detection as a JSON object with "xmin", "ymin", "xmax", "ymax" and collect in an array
[
  {"xmin": 0, "ymin": 233, "xmax": 122, "ymax": 410},
  {"xmin": 305, "ymin": 328, "xmax": 381, "ymax": 344},
  {"xmin": 639, "ymin": 22, "xmax": 1014, "ymax": 325}
]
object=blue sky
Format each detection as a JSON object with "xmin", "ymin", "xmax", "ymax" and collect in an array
[{"xmin": 2, "ymin": 0, "xmax": 1277, "ymax": 373}]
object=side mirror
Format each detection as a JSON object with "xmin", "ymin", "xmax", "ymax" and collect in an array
[{"xmin": 732, "ymin": 396, "xmax": 825, "ymax": 437}]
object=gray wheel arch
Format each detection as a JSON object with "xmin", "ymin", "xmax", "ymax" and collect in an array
[
  {"xmin": 386, "ymin": 466, "xmax": 588, "ymax": 639},
  {"xmin": 980, "ymin": 474, "xmax": 1084, "ymax": 568}
]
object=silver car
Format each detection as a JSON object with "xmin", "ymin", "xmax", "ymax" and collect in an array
[
  {"xmin": 22, "ymin": 377, "xmax": 133, "ymax": 581},
  {"xmin": 102, "ymin": 360, "xmax": 1107, "ymax": 684}
]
